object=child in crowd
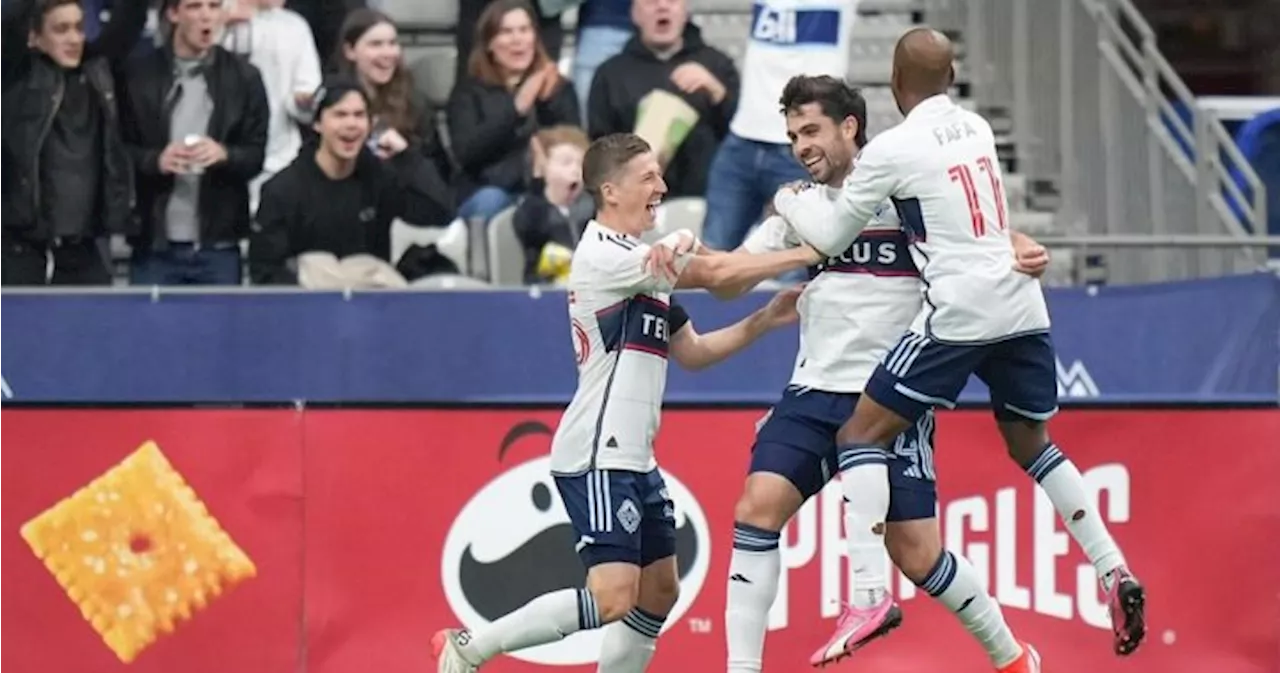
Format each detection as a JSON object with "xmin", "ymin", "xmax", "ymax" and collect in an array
[{"xmin": 513, "ymin": 125, "xmax": 595, "ymax": 285}]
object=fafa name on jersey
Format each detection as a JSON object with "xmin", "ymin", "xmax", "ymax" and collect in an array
[
  {"xmin": 813, "ymin": 228, "xmax": 919, "ymax": 277},
  {"xmin": 596, "ymin": 296, "xmax": 673, "ymax": 360},
  {"xmin": 750, "ymin": 2, "xmax": 840, "ymax": 47}
]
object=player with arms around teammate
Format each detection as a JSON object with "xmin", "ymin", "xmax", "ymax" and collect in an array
[
  {"xmin": 774, "ymin": 29, "xmax": 1146, "ymax": 661},
  {"xmin": 723, "ymin": 76, "xmax": 1049, "ymax": 673},
  {"xmin": 431, "ymin": 133, "xmax": 822, "ymax": 673}
]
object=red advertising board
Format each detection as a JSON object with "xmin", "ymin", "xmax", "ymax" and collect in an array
[{"xmin": 3, "ymin": 408, "xmax": 1278, "ymax": 673}]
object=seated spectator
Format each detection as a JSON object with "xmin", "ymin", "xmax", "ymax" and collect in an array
[
  {"xmin": 455, "ymin": 0, "xmax": 564, "ymax": 82},
  {"xmin": 118, "ymin": 0, "xmax": 268, "ymax": 285},
  {"xmin": 588, "ymin": 0, "xmax": 736, "ymax": 199},
  {"xmin": 447, "ymin": 0, "xmax": 579, "ymax": 225},
  {"xmin": 249, "ymin": 80, "xmax": 403, "ymax": 285},
  {"xmin": 332, "ymin": 8, "xmax": 453, "ymax": 227},
  {"xmin": 514, "ymin": 125, "xmax": 593, "ymax": 284},
  {"xmin": 1, "ymin": 0, "xmax": 147, "ymax": 285},
  {"xmin": 223, "ymin": 0, "xmax": 323, "ymax": 213}
]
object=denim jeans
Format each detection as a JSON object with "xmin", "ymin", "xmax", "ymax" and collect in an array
[
  {"xmin": 457, "ymin": 186, "xmax": 516, "ymax": 224},
  {"xmin": 131, "ymin": 243, "xmax": 242, "ymax": 285},
  {"xmin": 701, "ymin": 133, "xmax": 811, "ymax": 252},
  {"xmin": 572, "ymin": 25, "xmax": 634, "ymax": 122}
]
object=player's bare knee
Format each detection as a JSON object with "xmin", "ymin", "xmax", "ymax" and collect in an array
[
  {"xmin": 637, "ymin": 565, "xmax": 680, "ymax": 616},
  {"xmin": 836, "ymin": 397, "xmax": 911, "ymax": 447},
  {"xmin": 733, "ymin": 475, "xmax": 801, "ymax": 531},
  {"xmin": 586, "ymin": 563, "xmax": 641, "ymax": 624},
  {"xmin": 997, "ymin": 418, "xmax": 1050, "ymax": 464},
  {"xmin": 884, "ymin": 520, "xmax": 942, "ymax": 584}
]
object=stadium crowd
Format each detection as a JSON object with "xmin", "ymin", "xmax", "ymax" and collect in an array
[{"xmin": 1, "ymin": 0, "xmax": 867, "ymax": 287}]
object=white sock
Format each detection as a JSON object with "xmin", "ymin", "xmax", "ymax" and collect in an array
[
  {"xmin": 1024, "ymin": 443, "xmax": 1126, "ymax": 583},
  {"xmin": 726, "ymin": 522, "xmax": 781, "ymax": 673},
  {"xmin": 837, "ymin": 444, "xmax": 890, "ymax": 609},
  {"xmin": 458, "ymin": 587, "xmax": 600, "ymax": 665},
  {"xmin": 918, "ymin": 551, "xmax": 1023, "ymax": 668},
  {"xmin": 597, "ymin": 608, "xmax": 664, "ymax": 673}
]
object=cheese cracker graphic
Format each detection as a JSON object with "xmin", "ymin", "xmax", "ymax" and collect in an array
[{"xmin": 20, "ymin": 441, "xmax": 257, "ymax": 663}]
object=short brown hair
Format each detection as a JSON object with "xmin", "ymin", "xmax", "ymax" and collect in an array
[
  {"xmin": 583, "ymin": 133, "xmax": 651, "ymax": 208},
  {"xmin": 467, "ymin": 0, "xmax": 556, "ymax": 89},
  {"xmin": 537, "ymin": 125, "xmax": 590, "ymax": 153},
  {"xmin": 778, "ymin": 75, "xmax": 868, "ymax": 147}
]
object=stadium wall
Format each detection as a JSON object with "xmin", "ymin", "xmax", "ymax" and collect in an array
[{"xmin": 3, "ymin": 274, "xmax": 1278, "ymax": 673}]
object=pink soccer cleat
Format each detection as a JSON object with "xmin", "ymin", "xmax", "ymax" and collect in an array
[
  {"xmin": 808, "ymin": 596, "xmax": 903, "ymax": 667},
  {"xmin": 997, "ymin": 642, "xmax": 1042, "ymax": 673},
  {"xmin": 1105, "ymin": 567, "xmax": 1147, "ymax": 655}
]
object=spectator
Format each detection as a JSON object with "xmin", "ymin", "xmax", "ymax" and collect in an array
[
  {"xmin": 455, "ymin": 0, "xmax": 563, "ymax": 83},
  {"xmin": 223, "ymin": 0, "xmax": 324, "ymax": 213},
  {"xmin": 570, "ymin": 0, "xmax": 633, "ymax": 119},
  {"xmin": 332, "ymin": 8, "xmax": 454, "ymax": 226},
  {"xmin": 514, "ymin": 125, "xmax": 593, "ymax": 284},
  {"xmin": 587, "ymin": 0, "xmax": 737, "ymax": 198},
  {"xmin": 249, "ymin": 80, "xmax": 402, "ymax": 284},
  {"xmin": 1, "ymin": 0, "xmax": 147, "ymax": 285},
  {"xmin": 118, "ymin": 0, "xmax": 269, "ymax": 285},
  {"xmin": 448, "ymin": 0, "xmax": 579, "ymax": 224},
  {"xmin": 700, "ymin": 0, "xmax": 854, "ymax": 251}
]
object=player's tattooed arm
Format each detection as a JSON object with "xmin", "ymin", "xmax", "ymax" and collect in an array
[
  {"xmin": 670, "ymin": 286, "xmax": 802, "ymax": 370},
  {"xmin": 1011, "ymin": 231, "xmax": 1050, "ymax": 278}
]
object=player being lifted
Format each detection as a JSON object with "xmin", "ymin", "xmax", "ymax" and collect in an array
[
  {"xmin": 431, "ymin": 133, "xmax": 822, "ymax": 673},
  {"xmin": 716, "ymin": 75, "xmax": 1051, "ymax": 673},
  {"xmin": 773, "ymin": 29, "xmax": 1146, "ymax": 666}
]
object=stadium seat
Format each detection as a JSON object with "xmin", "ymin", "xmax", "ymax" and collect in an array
[
  {"xmin": 410, "ymin": 273, "xmax": 491, "ymax": 289},
  {"xmin": 643, "ymin": 198, "xmax": 707, "ymax": 245},
  {"xmin": 486, "ymin": 206, "xmax": 525, "ymax": 286},
  {"xmin": 404, "ymin": 45, "xmax": 457, "ymax": 109},
  {"xmin": 687, "ymin": 0, "xmax": 752, "ymax": 14},
  {"xmin": 381, "ymin": 0, "xmax": 457, "ymax": 30}
]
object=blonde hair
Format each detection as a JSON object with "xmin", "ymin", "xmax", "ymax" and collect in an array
[{"xmin": 537, "ymin": 125, "xmax": 590, "ymax": 153}]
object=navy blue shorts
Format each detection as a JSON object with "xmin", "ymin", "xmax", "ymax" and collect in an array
[
  {"xmin": 553, "ymin": 468, "xmax": 676, "ymax": 569},
  {"xmin": 867, "ymin": 331, "xmax": 1059, "ymax": 424},
  {"xmin": 751, "ymin": 387, "xmax": 938, "ymax": 522}
]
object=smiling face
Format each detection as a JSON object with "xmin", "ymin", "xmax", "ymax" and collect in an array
[
  {"xmin": 487, "ymin": 7, "xmax": 537, "ymax": 77},
  {"xmin": 166, "ymin": 0, "xmax": 224, "ymax": 58},
  {"xmin": 785, "ymin": 101, "xmax": 859, "ymax": 186},
  {"xmin": 343, "ymin": 20, "xmax": 402, "ymax": 87},
  {"xmin": 602, "ymin": 150, "xmax": 666, "ymax": 231},
  {"xmin": 315, "ymin": 90, "xmax": 371, "ymax": 162},
  {"xmin": 29, "ymin": 1, "xmax": 85, "ymax": 68}
]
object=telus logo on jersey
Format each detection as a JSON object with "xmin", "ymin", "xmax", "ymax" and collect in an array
[
  {"xmin": 598, "ymin": 297, "xmax": 672, "ymax": 358},
  {"xmin": 750, "ymin": 3, "xmax": 840, "ymax": 46},
  {"xmin": 816, "ymin": 230, "xmax": 918, "ymax": 277},
  {"xmin": 440, "ymin": 422, "xmax": 712, "ymax": 666}
]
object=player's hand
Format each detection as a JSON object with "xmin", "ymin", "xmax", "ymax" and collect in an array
[
  {"xmin": 670, "ymin": 62, "xmax": 726, "ymax": 104},
  {"xmin": 760, "ymin": 285, "xmax": 805, "ymax": 328},
  {"xmin": 1013, "ymin": 238, "xmax": 1050, "ymax": 278},
  {"xmin": 644, "ymin": 244, "xmax": 680, "ymax": 284}
]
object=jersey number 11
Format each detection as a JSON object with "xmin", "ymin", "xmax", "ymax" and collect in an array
[{"xmin": 947, "ymin": 156, "xmax": 1007, "ymax": 237}]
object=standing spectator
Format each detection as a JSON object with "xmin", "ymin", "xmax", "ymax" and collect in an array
[
  {"xmin": 118, "ymin": 0, "xmax": 269, "ymax": 285},
  {"xmin": 587, "ymin": 0, "xmax": 737, "ymax": 198},
  {"xmin": 455, "ymin": 0, "xmax": 563, "ymax": 83},
  {"xmin": 333, "ymin": 8, "xmax": 454, "ymax": 226},
  {"xmin": 448, "ymin": 0, "xmax": 579, "ymax": 224},
  {"xmin": 571, "ymin": 0, "xmax": 632, "ymax": 119},
  {"xmin": 1, "ymin": 0, "xmax": 147, "ymax": 285},
  {"xmin": 700, "ymin": 0, "xmax": 855, "ymax": 251},
  {"xmin": 249, "ymin": 79, "xmax": 403, "ymax": 284},
  {"xmin": 223, "ymin": 0, "xmax": 324, "ymax": 213}
]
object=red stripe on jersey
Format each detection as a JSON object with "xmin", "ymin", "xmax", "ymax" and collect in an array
[{"xmin": 622, "ymin": 343, "xmax": 669, "ymax": 358}]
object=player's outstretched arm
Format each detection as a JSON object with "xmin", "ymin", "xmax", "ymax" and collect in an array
[
  {"xmin": 775, "ymin": 139, "xmax": 900, "ymax": 256},
  {"xmin": 669, "ymin": 287, "xmax": 801, "ymax": 371},
  {"xmin": 674, "ymin": 244, "xmax": 819, "ymax": 292}
]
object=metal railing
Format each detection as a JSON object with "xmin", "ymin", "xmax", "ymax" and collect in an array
[{"xmin": 930, "ymin": 0, "xmax": 1270, "ymax": 285}]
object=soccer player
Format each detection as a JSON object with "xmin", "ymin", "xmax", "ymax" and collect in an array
[
  {"xmin": 774, "ymin": 29, "xmax": 1147, "ymax": 665},
  {"xmin": 431, "ymin": 133, "xmax": 822, "ymax": 673},
  {"xmin": 721, "ymin": 75, "xmax": 1049, "ymax": 673}
]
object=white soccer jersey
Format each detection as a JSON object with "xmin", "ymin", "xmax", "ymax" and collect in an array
[
  {"xmin": 550, "ymin": 222, "xmax": 692, "ymax": 475},
  {"xmin": 744, "ymin": 186, "xmax": 921, "ymax": 392},
  {"xmin": 776, "ymin": 95, "xmax": 1051, "ymax": 343},
  {"xmin": 730, "ymin": 0, "xmax": 857, "ymax": 145}
]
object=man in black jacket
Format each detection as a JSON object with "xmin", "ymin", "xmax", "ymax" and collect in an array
[
  {"xmin": 1, "ymin": 0, "xmax": 147, "ymax": 285},
  {"xmin": 587, "ymin": 0, "xmax": 738, "ymax": 198},
  {"xmin": 249, "ymin": 80, "xmax": 403, "ymax": 285},
  {"xmin": 118, "ymin": 0, "xmax": 269, "ymax": 285}
]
